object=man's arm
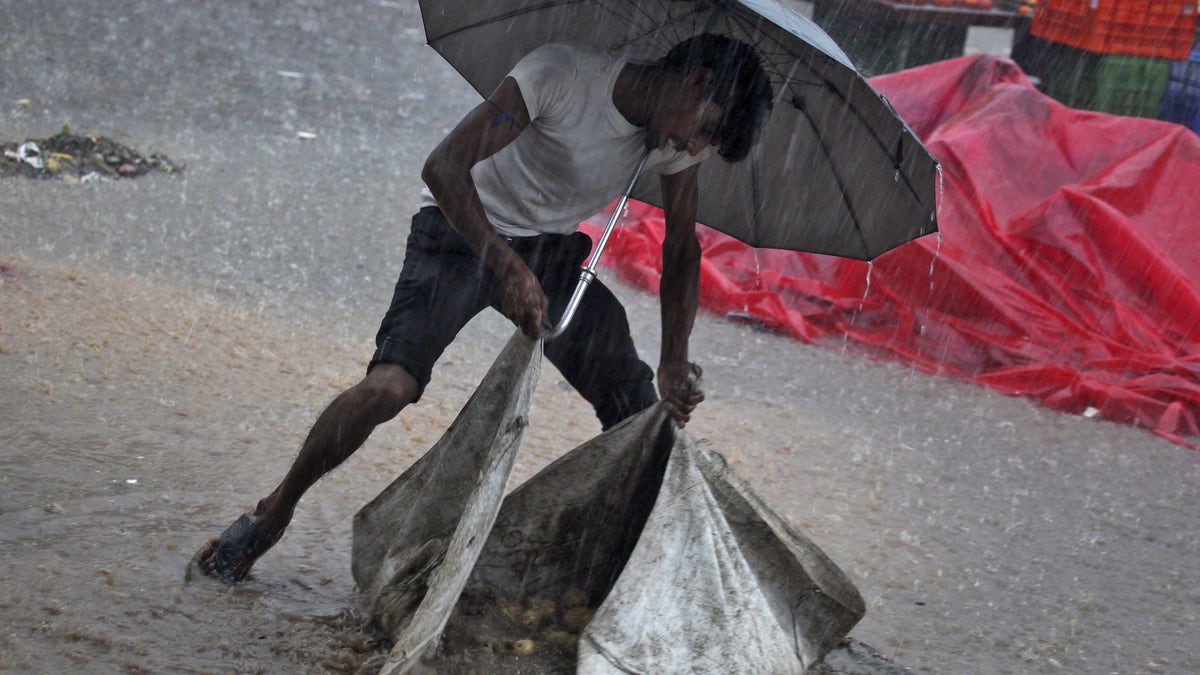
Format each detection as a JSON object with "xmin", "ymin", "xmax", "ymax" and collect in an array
[
  {"xmin": 421, "ymin": 77, "xmax": 548, "ymax": 338},
  {"xmin": 658, "ymin": 164, "xmax": 706, "ymax": 428}
]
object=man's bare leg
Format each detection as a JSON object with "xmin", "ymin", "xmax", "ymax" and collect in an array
[{"xmin": 192, "ymin": 363, "xmax": 420, "ymax": 582}]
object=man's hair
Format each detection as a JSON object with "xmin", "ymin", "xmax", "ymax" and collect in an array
[{"xmin": 659, "ymin": 33, "xmax": 773, "ymax": 163}]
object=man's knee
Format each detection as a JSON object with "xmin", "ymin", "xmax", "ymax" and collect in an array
[{"xmin": 354, "ymin": 363, "xmax": 420, "ymax": 422}]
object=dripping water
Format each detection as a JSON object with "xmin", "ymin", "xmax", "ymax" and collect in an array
[
  {"xmin": 863, "ymin": 259, "xmax": 874, "ymax": 303},
  {"xmin": 842, "ymin": 260, "xmax": 874, "ymax": 354}
]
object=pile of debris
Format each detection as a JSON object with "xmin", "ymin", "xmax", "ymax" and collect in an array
[{"xmin": 1, "ymin": 125, "xmax": 182, "ymax": 181}]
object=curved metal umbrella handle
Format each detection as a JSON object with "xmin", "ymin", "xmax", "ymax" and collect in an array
[{"xmin": 543, "ymin": 148, "xmax": 651, "ymax": 340}]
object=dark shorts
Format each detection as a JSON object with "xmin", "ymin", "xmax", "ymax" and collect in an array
[{"xmin": 371, "ymin": 207, "xmax": 657, "ymax": 429}]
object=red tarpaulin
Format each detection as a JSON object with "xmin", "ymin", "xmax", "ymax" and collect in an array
[{"xmin": 581, "ymin": 55, "xmax": 1200, "ymax": 448}]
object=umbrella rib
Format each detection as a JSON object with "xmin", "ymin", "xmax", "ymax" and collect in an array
[
  {"xmin": 795, "ymin": 103, "xmax": 870, "ymax": 258},
  {"xmin": 608, "ymin": 2, "xmax": 720, "ymax": 52},
  {"xmin": 426, "ymin": 0, "xmax": 589, "ymax": 44},
  {"xmin": 890, "ymin": 133, "xmax": 925, "ymax": 204},
  {"xmin": 790, "ymin": 87, "xmax": 926, "ymax": 207},
  {"xmin": 890, "ymin": 138, "xmax": 924, "ymax": 204},
  {"xmin": 749, "ymin": 142, "xmax": 763, "ymax": 247},
  {"xmin": 718, "ymin": 10, "xmax": 923, "ymax": 206}
]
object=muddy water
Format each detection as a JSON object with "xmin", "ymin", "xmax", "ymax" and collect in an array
[
  {"xmin": 4, "ymin": 255, "xmax": 1200, "ymax": 674},
  {"xmin": 0, "ymin": 261, "xmax": 377, "ymax": 672},
  {"xmin": 0, "ymin": 257, "xmax": 600, "ymax": 673}
]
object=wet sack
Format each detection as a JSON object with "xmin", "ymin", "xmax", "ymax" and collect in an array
[{"xmin": 352, "ymin": 329, "xmax": 864, "ymax": 674}]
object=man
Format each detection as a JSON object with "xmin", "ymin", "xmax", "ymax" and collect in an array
[{"xmin": 193, "ymin": 33, "xmax": 773, "ymax": 583}]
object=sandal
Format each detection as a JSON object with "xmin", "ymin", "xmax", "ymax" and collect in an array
[{"xmin": 190, "ymin": 513, "xmax": 279, "ymax": 583}]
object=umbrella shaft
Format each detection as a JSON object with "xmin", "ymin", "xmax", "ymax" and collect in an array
[
  {"xmin": 544, "ymin": 148, "xmax": 650, "ymax": 340},
  {"xmin": 585, "ymin": 148, "xmax": 651, "ymax": 275}
]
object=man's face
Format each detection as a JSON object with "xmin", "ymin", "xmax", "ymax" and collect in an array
[{"xmin": 645, "ymin": 69, "xmax": 723, "ymax": 156}]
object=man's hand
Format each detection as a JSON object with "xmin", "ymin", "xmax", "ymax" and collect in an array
[
  {"xmin": 500, "ymin": 263, "xmax": 549, "ymax": 339},
  {"xmin": 658, "ymin": 360, "xmax": 704, "ymax": 428}
]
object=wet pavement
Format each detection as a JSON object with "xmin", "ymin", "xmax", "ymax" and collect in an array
[{"xmin": 3, "ymin": 1, "xmax": 1199, "ymax": 673}]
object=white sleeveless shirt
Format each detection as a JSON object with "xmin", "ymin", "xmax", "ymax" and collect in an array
[{"xmin": 421, "ymin": 43, "xmax": 708, "ymax": 237}]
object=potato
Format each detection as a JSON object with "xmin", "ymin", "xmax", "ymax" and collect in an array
[
  {"xmin": 542, "ymin": 628, "xmax": 579, "ymax": 655},
  {"xmin": 510, "ymin": 639, "xmax": 537, "ymax": 656},
  {"xmin": 562, "ymin": 606, "xmax": 595, "ymax": 634},
  {"xmin": 498, "ymin": 598, "xmax": 523, "ymax": 624},
  {"xmin": 519, "ymin": 595, "xmax": 556, "ymax": 630},
  {"xmin": 519, "ymin": 607, "xmax": 547, "ymax": 631},
  {"xmin": 560, "ymin": 586, "xmax": 589, "ymax": 610},
  {"xmin": 524, "ymin": 595, "xmax": 556, "ymax": 615}
]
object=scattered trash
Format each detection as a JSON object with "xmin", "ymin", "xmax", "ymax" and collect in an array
[
  {"xmin": 1, "ymin": 124, "xmax": 182, "ymax": 180},
  {"xmin": 1083, "ymin": 407, "xmax": 1101, "ymax": 418},
  {"xmin": 16, "ymin": 141, "xmax": 43, "ymax": 169},
  {"xmin": 296, "ymin": 131, "xmax": 318, "ymax": 140}
]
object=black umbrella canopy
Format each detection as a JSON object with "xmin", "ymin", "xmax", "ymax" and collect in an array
[{"xmin": 420, "ymin": 0, "xmax": 939, "ymax": 260}]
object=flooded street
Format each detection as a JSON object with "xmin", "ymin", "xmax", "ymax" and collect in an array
[{"xmin": 3, "ymin": 1, "xmax": 1199, "ymax": 673}]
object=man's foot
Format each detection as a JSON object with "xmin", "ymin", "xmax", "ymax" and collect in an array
[{"xmin": 186, "ymin": 513, "xmax": 279, "ymax": 583}]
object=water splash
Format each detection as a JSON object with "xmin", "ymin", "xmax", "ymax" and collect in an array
[
  {"xmin": 929, "ymin": 231, "xmax": 943, "ymax": 291},
  {"xmin": 862, "ymin": 259, "xmax": 873, "ymax": 303},
  {"xmin": 935, "ymin": 163, "xmax": 945, "ymax": 224},
  {"xmin": 930, "ymin": 163, "xmax": 946, "ymax": 292},
  {"xmin": 842, "ymin": 261, "xmax": 874, "ymax": 354}
]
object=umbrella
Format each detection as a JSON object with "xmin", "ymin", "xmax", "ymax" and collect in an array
[{"xmin": 419, "ymin": 0, "xmax": 940, "ymax": 333}]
